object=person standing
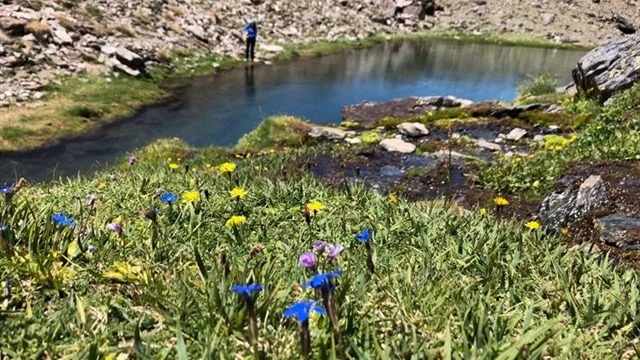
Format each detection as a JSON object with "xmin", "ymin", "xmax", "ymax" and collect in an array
[{"xmin": 244, "ymin": 19, "xmax": 258, "ymax": 62}]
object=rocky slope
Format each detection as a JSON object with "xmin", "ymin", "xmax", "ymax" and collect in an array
[{"xmin": 0, "ymin": 0, "xmax": 639, "ymax": 108}]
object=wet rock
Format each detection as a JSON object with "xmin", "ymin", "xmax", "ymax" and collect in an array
[
  {"xmin": 397, "ymin": 122, "xmax": 429, "ymax": 137},
  {"xmin": 380, "ymin": 138, "xmax": 416, "ymax": 153},
  {"xmin": 572, "ymin": 35, "xmax": 640, "ymax": 103},
  {"xmin": 476, "ymin": 139, "xmax": 502, "ymax": 151},
  {"xmin": 597, "ymin": 214, "xmax": 640, "ymax": 250},
  {"xmin": 539, "ymin": 175, "xmax": 608, "ymax": 231},
  {"xmin": 309, "ymin": 126, "xmax": 348, "ymax": 140},
  {"xmin": 506, "ymin": 128, "xmax": 527, "ymax": 141}
]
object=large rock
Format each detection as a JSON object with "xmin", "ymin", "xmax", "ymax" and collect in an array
[
  {"xmin": 52, "ymin": 29, "xmax": 73, "ymax": 45},
  {"xmin": 597, "ymin": 214, "xmax": 640, "ymax": 250},
  {"xmin": 380, "ymin": 138, "xmax": 416, "ymax": 153},
  {"xmin": 539, "ymin": 175, "xmax": 608, "ymax": 231},
  {"xmin": 115, "ymin": 47, "xmax": 145, "ymax": 73},
  {"xmin": 397, "ymin": 122, "xmax": 429, "ymax": 137},
  {"xmin": 476, "ymin": 139, "xmax": 501, "ymax": 151},
  {"xmin": 614, "ymin": 14, "xmax": 636, "ymax": 35},
  {"xmin": 309, "ymin": 126, "xmax": 349, "ymax": 140},
  {"xmin": 505, "ymin": 128, "xmax": 527, "ymax": 141},
  {"xmin": 572, "ymin": 35, "xmax": 640, "ymax": 103}
]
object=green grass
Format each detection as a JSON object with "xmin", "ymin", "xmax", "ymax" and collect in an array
[
  {"xmin": 517, "ymin": 74, "xmax": 558, "ymax": 99},
  {"xmin": 236, "ymin": 115, "xmax": 312, "ymax": 152},
  {"xmin": 1, "ymin": 135, "xmax": 639, "ymax": 358}
]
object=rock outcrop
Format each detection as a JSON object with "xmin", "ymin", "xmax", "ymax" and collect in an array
[{"xmin": 572, "ymin": 35, "xmax": 640, "ymax": 103}]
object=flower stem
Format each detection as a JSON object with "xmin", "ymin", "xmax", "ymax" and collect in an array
[
  {"xmin": 365, "ymin": 242, "xmax": 375, "ymax": 276},
  {"xmin": 299, "ymin": 320, "xmax": 311, "ymax": 358},
  {"xmin": 321, "ymin": 285, "xmax": 341, "ymax": 352},
  {"xmin": 245, "ymin": 296, "xmax": 260, "ymax": 358}
]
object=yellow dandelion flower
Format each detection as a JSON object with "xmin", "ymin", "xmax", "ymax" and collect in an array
[
  {"xmin": 306, "ymin": 200, "xmax": 325, "ymax": 213},
  {"xmin": 230, "ymin": 187, "xmax": 248, "ymax": 199},
  {"xmin": 219, "ymin": 162, "xmax": 237, "ymax": 173},
  {"xmin": 525, "ymin": 221, "xmax": 541, "ymax": 230},
  {"xmin": 206, "ymin": 163, "xmax": 212, "ymax": 169},
  {"xmin": 191, "ymin": 167, "xmax": 198, "ymax": 173},
  {"xmin": 97, "ymin": 182, "xmax": 106, "ymax": 191},
  {"xmin": 561, "ymin": 228, "xmax": 570, "ymax": 236},
  {"xmin": 226, "ymin": 215, "xmax": 246, "ymax": 228},
  {"xmin": 494, "ymin": 197, "xmax": 509, "ymax": 206},
  {"xmin": 480, "ymin": 208, "xmax": 487, "ymax": 215},
  {"xmin": 389, "ymin": 194, "xmax": 398, "ymax": 204},
  {"xmin": 169, "ymin": 163, "xmax": 180, "ymax": 170},
  {"xmin": 533, "ymin": 180, "xmax": 540, "ymax": 188},
  {"xmin": 182, "ymin": 190, "xmax": 200, "ymax": 203},
  {"xmin": 167, "ymin": 157, "xmax": 172, "ymax": 162}
]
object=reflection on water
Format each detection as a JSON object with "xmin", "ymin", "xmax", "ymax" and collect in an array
[{"xmin": 0, "ymin": 40, "xmax": 584, "ymax": 183}]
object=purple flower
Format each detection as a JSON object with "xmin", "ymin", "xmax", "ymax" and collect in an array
[
  {"xmin": 299, "ymin": 252, "xmax": 317, "ymax": 269},
  {"xmin": 106, "ymin": 222, "xmax": 123, "ymax": 236},
  {"xmin": 87, "ymin": 245, "xmax": 96, "ymax": 254},
  {"xmin": 129, "ymin": 155, "xmax": 137, "ymax": 165},
  {"xmin": 327, "ymin": 244, "xmax": 344, "ymax": 262},
  {"xmin": 86, "ymin": 194, "xmax": 96, "ymax": 207},
  {"xmin": 313, "ymin": 240, "xmax": 328, "ymax": 253}
]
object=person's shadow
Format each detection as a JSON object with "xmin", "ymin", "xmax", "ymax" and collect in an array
[{"xmin": 245, "ymin": 65, "xmax": 256, "ymax": 100}]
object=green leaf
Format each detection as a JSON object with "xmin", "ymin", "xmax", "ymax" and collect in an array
[
  {"xmin": 194, "ymin": 246, "xmax": 208, "ymax": 282},
  {"xmin": 176, "ymin": 325, "xmax": 189, "ymax": 360}
]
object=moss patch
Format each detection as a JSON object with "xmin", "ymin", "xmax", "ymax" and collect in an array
[{"xmin": 236, "ymin": 115, "xmax": 312, "ymax": 152}]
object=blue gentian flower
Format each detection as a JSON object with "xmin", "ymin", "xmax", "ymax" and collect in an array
[
  {"xmin": 0, "ymin": 183, "xmax": 14, "ymax": 195},
  {"xmin": 232, "ymin": 283, "xmax": 263, "ymax": 297},
  {"xmin": 283, "ymin": 301, "xmax": 326, "ymax": 323},
  {"xmin": 355, "ymin": 229, "xmax": 371, "ymax": 243},
  {"xmin": 51, "ymin": 213, "xmax": 76, "ymax": 228},
  {"xmin": 0, "ymin": 224, "xmax": 8, "ymax": 233},
  {"xmin": 161, "ymin": 192, "xmax": 178, "ymax": 204},
  {"xmin": 303, "ymin": 270, "xmax": 343, "ymax": 290}
]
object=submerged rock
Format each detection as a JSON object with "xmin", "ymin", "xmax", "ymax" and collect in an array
[
  {"xmin": 379, "ymin": 138, "xmax": 416, "ymax": 153},
  {"xmin": 597, "ymin": 214, "xmax": 640, "ymax": 250},
  {"xmin": 539, "ymin": 175, "xmax": 608, "ymax": 231},
  {"xmin": 572, "ymin": 35, "xmax": 640, "ymax": 103},
  {"xmin": 397, "ymin": 122, "xmax": 429, "ymax": 137}
]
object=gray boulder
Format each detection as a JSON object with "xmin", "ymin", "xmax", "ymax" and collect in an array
[
  {"xmin": 309, "ymin": 126, "xmax": 349, "ymax": 140},
  {"xmin": 115, "ymin": 47, "xmax": 146, "ymax": 73},
  {"xmin": 397, "ymin": 122, "xmax": 429, "ymax": 137},
  {"xmin": 380, "ymin": 138, "xmax": 416, "ymax": 153},
  {"xmin": 539, "ymin": 175, "xmax": 608, "ymax": 232},
  {"xmin": 572, "ymin": 35, "xmax": 640, "ymax": 103},
  {"xmin": 597, "ymin": 214, "xmax": 640, "ymax": 250}
]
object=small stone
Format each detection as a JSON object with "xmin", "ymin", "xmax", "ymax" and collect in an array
[
  {"xmin": 476, "ymin": 139, "xmax": 502, "ymax": 151},
  {"xmin": 345, "ymin": 137, "xmax": 362, "ymax": 144},
  {"xmin": 534, "ymin": 134, "xmax": 545, "ymax": 142},
  {"xmin": 397, "ymin": 122, "xmax": 429, "ymax": 137},
  {"xmin": 309, "ymin": 126, "xmax": 347, "ymax": 140},
  {"xmin": 506, "ymin": 128, "xmax": 528, "ymax": 141},
  {"xmin": 494, "ymin": 138, "xmax": 503, "ymax": 143},
  {"xmin": 379, "ymin": 138, "xmax": 416, "ymax": 153}
]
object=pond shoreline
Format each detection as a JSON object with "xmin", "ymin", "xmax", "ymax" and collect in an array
[{"xmin": 0, "ymin": 31, "xmax": 587, "ymax": 154}]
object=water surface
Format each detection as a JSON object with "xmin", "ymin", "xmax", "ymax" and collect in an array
[{"xmin": 0, "ymin": 40, "xmax": 584, "ymax": 183}]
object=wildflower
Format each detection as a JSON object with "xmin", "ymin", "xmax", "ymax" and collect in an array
[
  {"xmin": 190, "ymin": 178, "xmax": 196, "ymax": 187},
  {"xmin": 299, "ymin": 252, "xmax": 317, "ymax": 269},
  {"xmin": 0, "ymin": 183, "xmax": 14, "ymax": 195},
  {"xmin": 327, "ymin": 244, "xmax": 343, "ymax": 262},
  {"xmin": 206, "ymin": 163, "xmax": 212, "ymax": 169},
  {"xmin": 161, "ymin": 192, "xmax": 178, "ymax": 204},
  {"xmin": 230, "ymin": 187, "xmax": 248, "ymax": 199},
  {"xmin": 87, "ymin": 245, "xmax": 97, "ymax": 255},
  {"xmin": 479, "ymin": 208, "xmax": 487, "ymax": 215},
  {"xmin": 355, "ymin": 229, "xmax": 371, "ymax": 243},
  {"xmin": 284, "ymin": 300, "xmax": 326, "ymax": 323},
  {"xmin": 306, "ymin": 201, "xmax": 325, "ymax": 214},
  {"xmin": 128, "ymin": 155, "xmax": 136, "ymax": 165},
  {"xmin": 86, "ymin": 194, "xmax": 96, "ymax": 207},
  {"xmin": 389, "ymin": 194, "xmax": 398, "ymax": 204},
  {"xmin": 533, "ymin": 180, "xmax": 540, "ymax": 188},
  {"xmin": 226, "ymin": 215, "xmax": 246, "ymax": 228},
  {"xmin": 525, "ymin": 221, "xmax": 541, "ymax": 230},
  {"xmin": 97, "ymin": 182, "xmax": 106, "ymax": 191},
  {"xmin": 231, "ymin": 283, "xmax": 263, "ymax": 297},
  {"xmin": 169, "ymin": 163, "xmax": 180, "ymax": 170},
  {"xmin": 313, "ymin": 240, "xmax": 328, "ymax": 253},
  {"xmin": 107, "ymin": 222, "xmax": 123, "ymax": 236},
  {"xmin": 182, "ymin": 190, "xmax": 200, "ymax": 203},
  {"xmin": 51, "ymin": 213, "xmax": 75, "ymax": 228},
  {"xmin": 494, "ymin": 197, "xmax": 509, "ymax": 206},
  {"xmin": 303, "ymin": 270, "xmax": 343, "ymax": 290},
  {"xmin": 219, "ymin": 162, "xmax": 237, "ymax": 173},
  {"xmin": 561, "ymin": 228, "xmax": 570, "ymax": 236}
]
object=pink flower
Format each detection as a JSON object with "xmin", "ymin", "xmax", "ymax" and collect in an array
[
  {"xmin": 327, "ymin": 244, "xmax": 344, "ymax": 262},
  {"xmin": 106, "ymin": 222, "xmax": 123, "ymax": 236},
  {"xmin": 299, "ymin": 252, "xmax": 317, "ymax": 269}
]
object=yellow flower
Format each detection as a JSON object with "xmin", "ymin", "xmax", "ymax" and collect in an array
[
  {"xmin": 561, "ymin": 228, "xmax": 570, "ymax": 236},
  {"xmin": 389, "ymin": 194, "xmax": 398, "ymax": 204},
  {"xmin": 494, "ymin": 197, "xmax": 509, "ymax": 206},
  {"xmin": 219, "ymin": 162, "xmax": 237, "ymax": 173},
  {"xmin": 226, "ymin": 215, "xmax": 246, "ymax": 228},
  {"xmin": 230, "ymin": 187, "xmax": 248, "ymax": 199},
  {"xmin": 525, "ymin": 221, "xmax": 541, "ymax": 230},
  {"xmin": 167, "ymin": 157, "xmax": 172, "ymax": 162},
  {"xmin": 206, "ymin": 163, "xmax": 212, "ymax": 169},
  {"xmin": 306, "ymin": 200, "xmax": 325, "ymax": 213},
  {"xmin": 190, "ymin": 178, "xmax": 196, "ymax": 186},
  {"xmin": 97, "ymin": 182, "xmax": 106, "ymax": 191},
  {"xmin": 169, "ymin": 163, "xmax": 180, "ymax": 170},
  {"xmin": 533, "ymin": 180, "xmax": 540, "ymax": 188},
  {"xmin": 480, "ymin": 208, "xmax": 487, "ymax": 215},
  {"xmin": 182, "ymin": 190, "xmax": 201, "ymax": 203}
]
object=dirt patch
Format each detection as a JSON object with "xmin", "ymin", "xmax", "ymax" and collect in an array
[{"xmin": 341, "ymin": 98, "xmax": 436, "ymax": 128}]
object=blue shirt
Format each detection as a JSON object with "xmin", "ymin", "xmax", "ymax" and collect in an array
[{"xmin": 244, "ymin": 25, "xmax": 257, "ymax": 39}]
